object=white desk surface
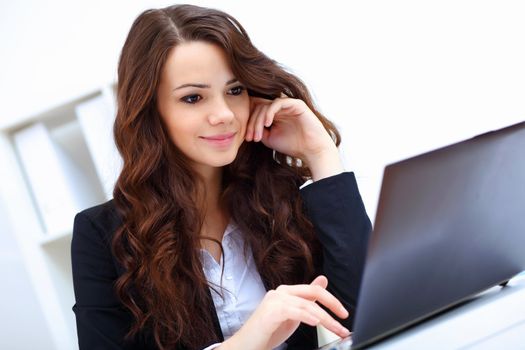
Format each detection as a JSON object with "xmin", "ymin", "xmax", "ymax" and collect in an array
[{"xmin": 371, "ymin": 272, "xmax": 525, "ymax": 349}]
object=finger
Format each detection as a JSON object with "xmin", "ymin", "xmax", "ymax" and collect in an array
[
  {"xmin": 263, "ymin": 99, "xmax": 280, "ymax": 127},
  {"xmin": 276, "ymin": 283, "xmax": 348, "ymax": 319},
  {"xmin": 266, "ymin": 98, "xmax": 296, "ymax": 123},
  {"xmin": 264, "ymin": 106, "xmax": 275, "ymax": 127},
  {"xmin": 246, "ymin": 104, "xmax": 263, "ymax": 141},
  {"xmin": 301, "ymin": 299, "xmax": 351, "ymax": 338},
  {"xmin": 270, "ymin": 292, "xmax": 323, "ymax": 328},
  {"xmin": 310, "ymin": 275, "xmax": 328, "ymax": 289},
  {"xmin": 254, "ymin": 104, "xmax": 269, "ymax": 141},
  {"xmin": 281, "ymin": 293, "xmax": 350, "ymax": 338},
  {"xmin": 309, "ymin": 276, "xmax": 348, "ymax": 318},
  {"xmin": 285, "ymin": 306, "xmax": 321, "ymax": 327},
  {"xmin": 260, "ymin": 126, "xmax": 271, "ymax": 145},
  {"xmin": 250, "ymin": 103, "xmax": 266, "ymax": 142}
]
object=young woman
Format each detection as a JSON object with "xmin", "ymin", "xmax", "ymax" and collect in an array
[{"xmin": 71, "ymin": 4, "xmax": 371, "ymax": 350}]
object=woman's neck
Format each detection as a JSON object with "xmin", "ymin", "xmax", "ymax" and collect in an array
[
  {"xmin": 196, "ymin": 165, "xmax": 222, "ymax": 211},
  {"xmin": 194, "ymin": 164, "xmax": 228, "ymax": 241}
]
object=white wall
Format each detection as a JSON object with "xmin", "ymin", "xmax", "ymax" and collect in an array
[
  {"xmin": 2, "ymin": 0, "xmax": 524, "ymax": 217},
  {"xmin": 0, "ymin": 200, "xmax": 54, "ymax": 349},
  {"xmin": 1, "ymin": 0, "xmax": 524, "ymax": 347}
]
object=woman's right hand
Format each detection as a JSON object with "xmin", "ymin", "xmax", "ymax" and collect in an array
[{"xmin": 219, "ymin": 275, "xmax": 351, "ymax": 350}]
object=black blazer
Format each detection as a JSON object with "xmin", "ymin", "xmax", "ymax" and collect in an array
[{"xmin": 71, "ymin": 172, "xmax": 371, "ymax": 349}]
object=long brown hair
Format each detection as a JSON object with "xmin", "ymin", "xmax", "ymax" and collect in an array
[{"xmin": 112, "ymin": 4, "xmax": 341, "ymax": 349}]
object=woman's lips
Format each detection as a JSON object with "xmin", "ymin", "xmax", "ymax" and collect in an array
[{"xmin": 200, "ymin": 132, "xmax": 236, "ymax": 148}]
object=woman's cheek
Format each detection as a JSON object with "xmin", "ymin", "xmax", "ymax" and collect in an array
[{"xmin": 240, "ymin": 109, "xmax": 250, "ymax": 133}]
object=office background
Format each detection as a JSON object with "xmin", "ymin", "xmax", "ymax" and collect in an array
[{"xmin": 0, "ymin": 0, "xmax": 524, "ymax": 349}]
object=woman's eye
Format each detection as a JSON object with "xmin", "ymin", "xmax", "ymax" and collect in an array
[
  {"xmin": 229, "ymin": 86, "xmax": 245, "ymax": 96},
  {"xmin": 181, "ymin": 94, "xmax": 201, "ymax": 104},
  {"xmin": 181, "ymin": 86, "xmax": 244, "ymax": 104}
]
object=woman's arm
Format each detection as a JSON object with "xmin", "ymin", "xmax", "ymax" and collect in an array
[
  {"xmin": 217, "ymin": 275, "xmax": 351, "ymax": 350},
  {"xmin": 71, "ymin": 207, "xmax": 148, "ymax": 349},
  {"xmin": 246, "ymin": 94, "xmax": 372, "ymax": 341},
  {"xmin": 300, "ymin": 171, "xmax": 372, "ymax": 330}
]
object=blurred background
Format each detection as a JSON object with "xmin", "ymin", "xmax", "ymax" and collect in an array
[{"xmin": 1, "ymin": 0, "xmax": 524, "ymax": 349}]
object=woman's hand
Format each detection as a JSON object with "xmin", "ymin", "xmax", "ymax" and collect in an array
[
  {"xmin": 245, "ymin": 95, "xmax": 344, "ymax": 181},
  {"xmin": 219, "ymin": 275, "xmax": 351, "ymax": 350}
]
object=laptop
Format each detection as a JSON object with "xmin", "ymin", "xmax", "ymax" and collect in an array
[{"xmin": 318, "ymin": 120, "xmax": 525, "ymax": 349}]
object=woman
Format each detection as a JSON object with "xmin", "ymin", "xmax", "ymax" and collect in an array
[{"xmin": 71, "ymin": 4, "xmax": 371, "ymax": 350}]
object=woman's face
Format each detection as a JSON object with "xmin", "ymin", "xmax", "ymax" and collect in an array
[{"xmin": 157, "ymin": 41, "xmax": 250, "ymax": 174}]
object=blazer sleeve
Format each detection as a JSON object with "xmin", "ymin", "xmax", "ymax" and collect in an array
[
  {"xmin": 71, "ymin": 210, "xmax": 147, "ymax": 349},
  {"xmin": 300, "ymin": 171, "xmax": 372, "ymax": 330}
]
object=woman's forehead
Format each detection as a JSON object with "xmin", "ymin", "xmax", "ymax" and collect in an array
[{"xmin": 162, "ymin": 41, "xmax": 235, "ymax": 88}]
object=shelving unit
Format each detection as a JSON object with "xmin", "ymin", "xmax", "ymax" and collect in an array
[{"xmin": 0, "ymin": 83, "xmax": 120, "ymax": 350}]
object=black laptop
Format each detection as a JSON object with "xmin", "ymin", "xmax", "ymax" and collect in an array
[{"xmin": 319, "ymin": 121, "xmax": 525, "ymax": 349}]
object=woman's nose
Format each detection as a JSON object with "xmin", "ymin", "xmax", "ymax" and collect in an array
[{"xmin": 208, "ymin": 97, "xmax": 235, "ymax": 125}]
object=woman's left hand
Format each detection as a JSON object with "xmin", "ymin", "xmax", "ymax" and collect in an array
[{"xmin": 245, "ymin": 94, "xmax": 344, "ymax": 180}]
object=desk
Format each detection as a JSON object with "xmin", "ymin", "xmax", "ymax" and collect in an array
[{"xmin": 370, "ymin": 272, "xmax": 525, "ymax": 349}]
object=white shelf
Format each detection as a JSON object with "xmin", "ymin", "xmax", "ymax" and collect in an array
[
  {"xmin": 39, "ymin": 229, "xmax": 72, "ymax": 246},
  {"xmin": 0, "ymin": 83, "xmax": 119, "ymax": 350},
  {"xmin": 0, "ymin": 90, "xmax": 100, "ymax": 132}
]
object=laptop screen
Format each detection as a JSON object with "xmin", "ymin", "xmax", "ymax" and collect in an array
[{"xmin": 351, "ymin": 121, "xmax": 525, "ymax": 348}]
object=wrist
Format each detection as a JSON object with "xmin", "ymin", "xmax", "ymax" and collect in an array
[
  {"xmin": 304, "ymin": 144, "xmax": 344, "ymax": 182},
  {"xmin": 219, "ymin": 325, "xmax": 269, "ymax": 350},
  {"xmin": 217, "ymin": 336, "xmax": 238, "ymax": 350}
]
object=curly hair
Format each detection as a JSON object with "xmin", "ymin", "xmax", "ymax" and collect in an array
[{"xmin": 112, "ymin": 4, "xmax": 342, "ymax": 349}]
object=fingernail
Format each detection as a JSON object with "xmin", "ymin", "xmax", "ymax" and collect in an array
[
  {"xmin": 341, "ymin": 327, "xmax": 351, "ymax": 336},
  {"xmin": 340, "ymin": 306, "xmax": 349, "ymax": 317}
]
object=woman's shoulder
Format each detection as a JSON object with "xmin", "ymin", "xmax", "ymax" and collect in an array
[
  {"xmin": 72, "ymin": 200, "xmax": 128, "ymax": 289},
  {"xmin": 73, "ymin": 199, "xmax": 123, "ymax": 242}
]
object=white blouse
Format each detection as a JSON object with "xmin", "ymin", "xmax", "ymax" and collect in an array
[{"xmin": 200, "ymin": 221, "xmax": 287, "ymax": 350}]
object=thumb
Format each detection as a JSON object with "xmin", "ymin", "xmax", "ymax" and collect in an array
[{"xmin": 310, "ymin": 275, "xmax": 328, "ymax": 289}]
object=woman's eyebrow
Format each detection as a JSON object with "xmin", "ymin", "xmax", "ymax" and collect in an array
[{"xmin": 173, "ymin": 78, "xmax": 238, "ymax": 91}]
